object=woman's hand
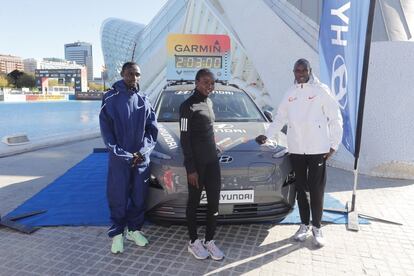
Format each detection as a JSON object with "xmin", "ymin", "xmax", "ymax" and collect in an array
[{"xmin": 187, "ymin": 172, "xmax": 199, "ymax": 188}]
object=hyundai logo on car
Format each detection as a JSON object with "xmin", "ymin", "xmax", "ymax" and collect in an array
[{"xmin": 219, "ymin": 155, "xmax": 233, "ymax": 163}]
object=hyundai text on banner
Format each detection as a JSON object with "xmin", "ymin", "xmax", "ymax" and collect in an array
[{"xmin": 319, "ymin": 0, "xmax": 371, "ymax": 156}]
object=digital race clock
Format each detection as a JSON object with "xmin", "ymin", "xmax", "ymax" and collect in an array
[
  {"xmin": 167, "ymin": 34, "xmax": 231, "ymax": 81},
  {"xmin": 175, "ymin": 55, "xmax": 222, "ymax": 69}
]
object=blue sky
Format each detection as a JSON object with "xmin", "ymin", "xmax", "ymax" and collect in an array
[{"xmin": 0, "ymin": 0, "xmax": 167, "ymax": 77}]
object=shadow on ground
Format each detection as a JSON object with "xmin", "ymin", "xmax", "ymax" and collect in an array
[{"xmin": 326, "ymin": 166, "xmax": 413, "ymax": 193}]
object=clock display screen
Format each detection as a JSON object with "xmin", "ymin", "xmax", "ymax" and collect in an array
[{"xmin": 175, "ymin": 55, "xmax": 222, "ymax": 69}]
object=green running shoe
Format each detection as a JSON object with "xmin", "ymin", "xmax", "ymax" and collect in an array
[
  {"xmin": 126, "ymin": 230, "xmax": 149, "ymax": 247},
  {"xmin": 111, "ymin": 234, "xmax": 124, "ymax": 254}
]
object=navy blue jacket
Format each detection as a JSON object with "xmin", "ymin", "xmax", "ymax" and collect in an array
[{"xmin": 99, "ymin": 80, "xmax": 158, "ymax": 165}]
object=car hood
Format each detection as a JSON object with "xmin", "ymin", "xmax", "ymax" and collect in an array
[{"xmin": 156, "ymin": 122, "xmax": 286, "ymax": 154}]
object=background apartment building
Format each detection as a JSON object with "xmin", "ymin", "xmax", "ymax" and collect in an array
[{"xmin": 0, "ymin": 54, "xmax": 24, "ymax": 74}]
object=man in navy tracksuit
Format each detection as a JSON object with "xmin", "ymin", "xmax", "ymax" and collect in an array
[{"xmin": 99, "ymin": 62, "xmax": 158, "ymax": 254}]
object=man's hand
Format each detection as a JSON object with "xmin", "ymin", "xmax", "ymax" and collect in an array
[
  {"xmin": 187, "ymin": 172, "xmax": 199, "ymax": 189},
  {"xmin": 324, "ymin": 148, "xmax": 335, "ymax": 160},
  {"xmin": 131, "ymin": 152, "xmax": 145, "ymax": 167},
  {"xmin": 255, "ymin": 135, "xmax": 268, "ymax": 145}
]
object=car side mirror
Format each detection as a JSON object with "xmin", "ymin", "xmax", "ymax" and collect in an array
[{"xmin": 263, "ymin": 110, "xmax": 273, "ymax": 122}]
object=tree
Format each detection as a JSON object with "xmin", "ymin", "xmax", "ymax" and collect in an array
[
  {"xmin": 88, "ymin": 82, "xmax": 104, "ymax": 91},
  {"xmin": 0, "ymin": 74, "xmax": 10, "ymax": 88},
  {"xmin": 48, "ymin": 79, "xmax": 59, "ymax": 87},
  {"xmin": 65, "ymin": 81, "xmax": 75, "ymax": 88},
  {"xmin": 16, "ymin": 72, "xmax": 36, "ymax": 88}
]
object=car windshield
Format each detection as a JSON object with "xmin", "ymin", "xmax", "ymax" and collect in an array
[{"xmin": 156, "ymin": 90, "xmax": 266, "ymax": 122}]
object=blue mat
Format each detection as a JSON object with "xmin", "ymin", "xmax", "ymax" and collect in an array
[
  {"xmin": 281, "ymin": 195, "xmax": 368, "ymax": 224},
  {"xmin": 6, "ymin": 153, "xmax": 367, "ymax": 227},
  {"xmin": 7, "ymin": 153, "xmax": 110, "ymax": 227}
]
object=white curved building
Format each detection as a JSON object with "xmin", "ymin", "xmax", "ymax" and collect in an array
[
  {"xmin": 100, "ymin": 18, "xmax": 146, "ymax": 85},
  {"xmin": 101, "ymin": 0, "xmax": 414, "ymax": 179}
]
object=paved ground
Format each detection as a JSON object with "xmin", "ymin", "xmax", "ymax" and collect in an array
[{"xmin": 0, "ymin": 138, "xmax": 413, "ymax": 276}]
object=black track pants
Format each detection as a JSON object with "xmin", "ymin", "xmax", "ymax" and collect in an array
[
  {"xmin": 186, "ymin": 160, "xmax": 221, "ymax": 242},
  {"xmin": 290, "ymin": 153, "xmax": 327, "ymax": 228}
]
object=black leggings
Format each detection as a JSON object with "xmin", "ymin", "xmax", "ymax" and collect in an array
[
  {"xmin": 290, "ymin": 154, "xmax": 327, "ymax": 228},
  {"xmin": 186, "ymin": 160, "xmax": 221, "ymax": 242}
]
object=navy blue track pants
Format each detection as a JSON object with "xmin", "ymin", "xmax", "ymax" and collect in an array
[{"xmin": 106, "ymin": 154, "xmax": 149, "ymax": 237}]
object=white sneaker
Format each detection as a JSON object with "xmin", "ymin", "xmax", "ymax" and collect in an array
[
  {"xmin": 188, "ymin": 239, "xmax": 209, "ymax": 260},
  {"xmin": 293, "ymin": 224, "xmax": 311, "ymax": 241},
  {"xmin": 312, "ymin": 227, "xmax": 326, "ymax": 247},
  {"xmin": 111, "ymin": 234, "xmax": 124, "ymax": 254},
  {"xmin": 126, "ymin": 230, "xmax": 149, "ymax": 247},
  {"xmin": 203, "ymin": 240, "xmax": 224, "ymax": 261}
]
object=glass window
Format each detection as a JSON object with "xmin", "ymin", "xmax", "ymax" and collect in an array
[{"xmin": 156, "ymin": 89, "xmax": 266, "ymax": 122}]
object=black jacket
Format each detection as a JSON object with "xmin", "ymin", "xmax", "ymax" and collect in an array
[{"xmin": 179, "ymin": 90, "xmax": 218, "ymax": 173}]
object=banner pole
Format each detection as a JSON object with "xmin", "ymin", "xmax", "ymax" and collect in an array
[
  {"xmin": 347, "ymin": 0, "xmax": 376, "ymax": 220},
  {"xmin": 347, "ymin": 160, "xmax": 360, "ymax": 230},
  {"xmin": 351, "ymin": 166, "xmax": 358, "ymax": 211}
]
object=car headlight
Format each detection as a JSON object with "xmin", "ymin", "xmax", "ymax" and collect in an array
[
  {"xmin": 272, "ymin": 147, "xmax": 288, "ymax": 158},
  {"xmin": 151, "ymin": 150, "xmax": 172, "ymax": 160}
]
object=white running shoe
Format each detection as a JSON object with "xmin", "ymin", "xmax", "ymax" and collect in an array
[
  {"xmin": 188, "ymin": 239, "xmax": 209, "ymax": 260},
  {"xmin": 126, "ymin": 230, "xmax": 149, "ymax": 247},
  {"xmin": 293, "ymin": 224, "xmax": 311, "ymax": 241},
  {"xmin": 312, "ymin": 227, "xmax": 326, "ymax": 247},
  {"xmin": 203, "ymin": 240, "xmax": 224, "ymax": 261},
  {"xmin": 111, "ymin": 234, "xmax": 124, "ymax": 254}
]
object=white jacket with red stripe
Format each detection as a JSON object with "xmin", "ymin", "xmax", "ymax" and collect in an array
[{"xmin": 266, "ymin": 78, "xmax": 343, "ymax": 155}]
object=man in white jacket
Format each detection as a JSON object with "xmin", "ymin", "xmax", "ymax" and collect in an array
[{"xmin": 256, "ymin": 58, "xmax": 343, "ymax": 247}]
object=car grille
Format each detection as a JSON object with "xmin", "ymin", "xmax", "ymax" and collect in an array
[{"xmin": 147, "ymin": 201, "xmax": 293, "ymax": 224}]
